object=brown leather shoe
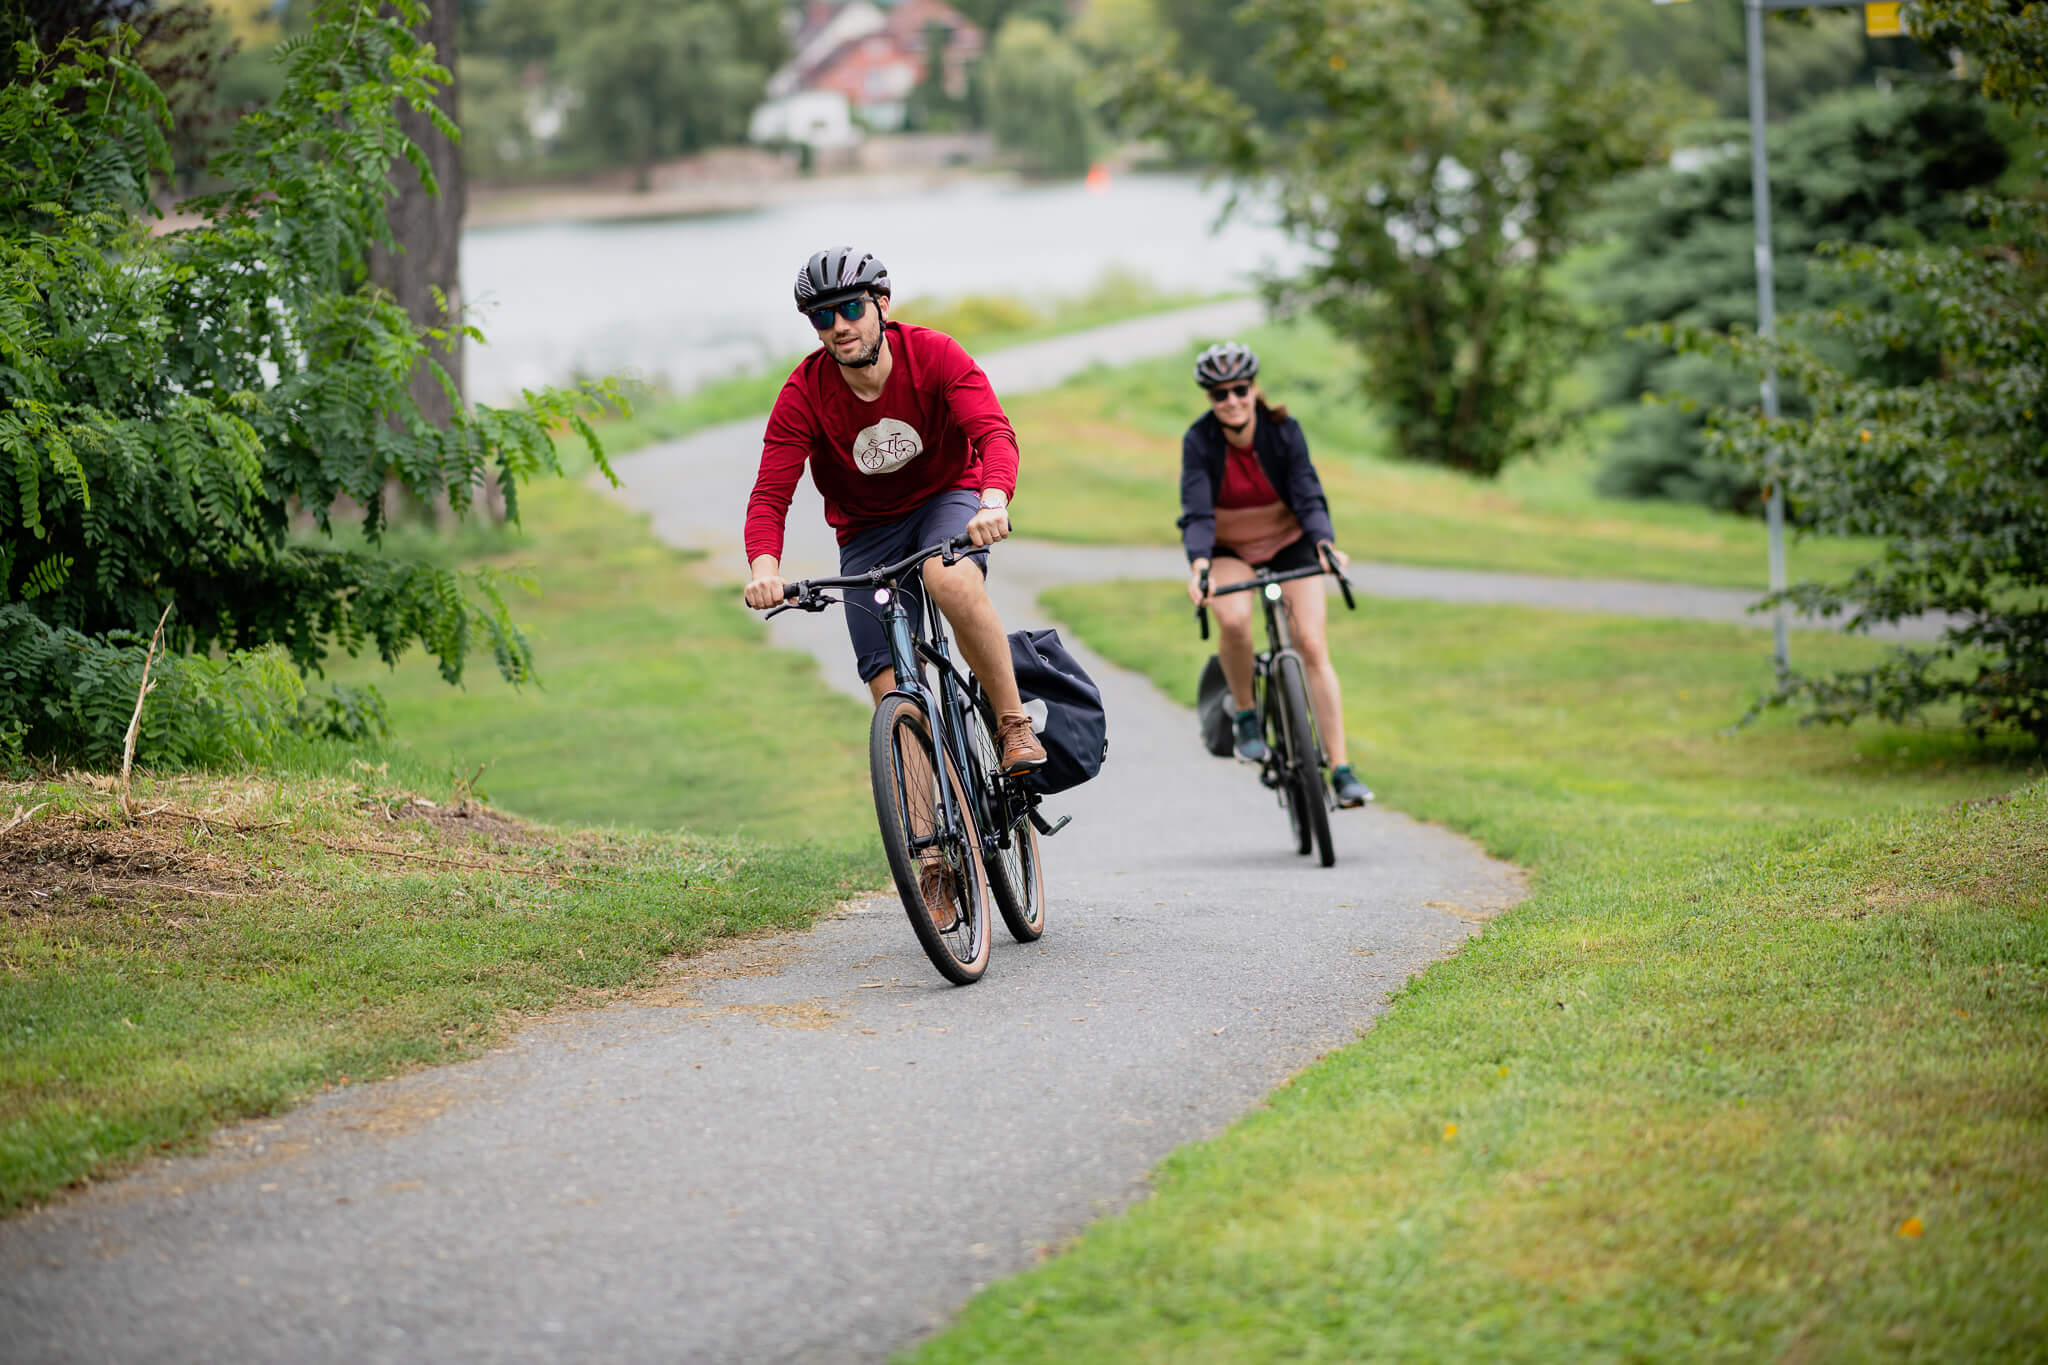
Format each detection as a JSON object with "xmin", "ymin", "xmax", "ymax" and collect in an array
[
  {"xmin": 918, "ymin": 861, "xmax": 959, "ymax": 932},
  {"xmin": 995, "ymin": 712, "xmax": 1047, "ymax": 777}
]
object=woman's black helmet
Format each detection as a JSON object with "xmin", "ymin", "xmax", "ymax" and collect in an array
[
  {"xmin": 794, "ymin": 247, "xmax": 891, "ymax": 312},
  {"xmin": 1193, "ymin": 342, "xmax": 1258, "ymax": 388}
]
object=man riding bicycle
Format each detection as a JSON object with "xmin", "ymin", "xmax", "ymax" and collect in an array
[
  {"xmin": 742, "ymin": 246, "xmax": 1047, "ymax": 781},
  {"xmin": 1180, "ymin": 341, "xmax": 1373, "ymax": 809}
]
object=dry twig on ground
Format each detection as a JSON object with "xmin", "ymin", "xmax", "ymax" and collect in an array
[{"xmin": 118, "ymin": 602, "xmax": 174, "ymax": 822}]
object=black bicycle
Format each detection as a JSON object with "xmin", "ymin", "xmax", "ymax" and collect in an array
[
  {"xmin": 1196, "ymin": 554, "xmax": 1357, "ymax": 868},
  {"xmin": 770, "ymin": 536, "xmax": 1064, "ymax": 984}
]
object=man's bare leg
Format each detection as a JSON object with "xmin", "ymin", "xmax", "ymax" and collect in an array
[{"xmin": 923, "ymin": 557, "xmax": 1024, "ymax": 713}]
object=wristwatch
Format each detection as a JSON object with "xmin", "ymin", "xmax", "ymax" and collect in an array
[{"xmin": 979, "ymin": 491, "xmax": 1007, "ymax": 511}]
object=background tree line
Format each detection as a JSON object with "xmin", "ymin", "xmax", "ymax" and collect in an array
[{"xmin": 9, "ymin": 0, "xmax": 2042, "ymax": 752}]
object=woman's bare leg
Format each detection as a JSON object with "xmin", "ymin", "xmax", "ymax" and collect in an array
[
  {"xmin": 1207, "ymin": 556, "xmax": 1258, "ymax": 711},
  {"xmin": 1282, "ymin": 575, "xmax": 1347, "ymax": 768}
]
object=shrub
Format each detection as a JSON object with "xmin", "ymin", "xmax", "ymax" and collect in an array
[{"xmin": 0, "ymin": 2, "xmax": 623, "ymax": 767}]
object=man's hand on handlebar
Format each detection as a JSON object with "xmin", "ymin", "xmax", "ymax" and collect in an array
[
  {"xmin": 1186, "ymin": 558, "xmax": 1212, "ymax": 607},
  {"xmin": 963, "ymin": 503, "xmax": 1010, "ymax": 548},
  {"xmin": 744, "ymin": 554, "xmax": 786, "ymax": 611},
  {"xmin": 1318, "ymin": 541, "xmax": 1350, "ymax": 573}
]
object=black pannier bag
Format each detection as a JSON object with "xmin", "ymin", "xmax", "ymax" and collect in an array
[
  {"xmin": 1008, "ymin": 628, "xmax": 1107, "ymax": 795},
  {"xmin": 1196, "ymin": 653, "xmax": 1235, "ymax": 757}
]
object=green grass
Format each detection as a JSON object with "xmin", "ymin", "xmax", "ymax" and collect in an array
[
  {"xmin": 589, "ymin": 269, "xmax": 1217, "ymax": 461},
  {"xmin": 904, "ymin": 585, "xmax": 2046, "ymax": 1361},
  {"xmin": 1005, "ymin": 315, "xmax": 1879, "ymax": 592},
  {"xmin": 325, "ymin": 479, "xmax": 876, "ymax": 837},
  {"xmin": 0, "ymin": 767, "xmax": 877, "ymax": 1216}
]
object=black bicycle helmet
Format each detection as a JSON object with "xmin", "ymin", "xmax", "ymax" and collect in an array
[
  {"xmin": 1193, "ymin": 342, "xmax": 1258, "ymax": 388},
  {"xmin": 794, "ymin": 247, "xmax": 891, "ymax": 313}
]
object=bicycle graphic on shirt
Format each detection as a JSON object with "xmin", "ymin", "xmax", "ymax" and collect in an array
[{"xmin": 854, "ymin": 428, "xmax": 922, "ymax": 473}]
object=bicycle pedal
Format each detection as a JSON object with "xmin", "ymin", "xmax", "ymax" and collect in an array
[{"xmin": 1028, "ymin": 809, "xmax": 1071, "ymax": 837}]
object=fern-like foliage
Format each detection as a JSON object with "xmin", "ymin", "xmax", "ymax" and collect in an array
[{"xmin": 0, "ymin": 5, "xmax": 627, "ymax": 766}]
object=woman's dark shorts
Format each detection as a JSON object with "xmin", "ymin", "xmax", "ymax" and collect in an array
[
  {"xmin": 1211, "ymin": 533, "xmax": 1321, "ymax": 575},
  {"xmin": 838, "ymin": 488, "xmax": 988, "ymax": 684}
]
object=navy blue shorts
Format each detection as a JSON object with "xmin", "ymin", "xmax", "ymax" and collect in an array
[{"xmin": 838, "ymin": 488, "xmax": 988, "ymax": 684}]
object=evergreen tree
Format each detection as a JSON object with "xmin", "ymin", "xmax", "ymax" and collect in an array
[{"xmin": 1594, "ymin": 87, "xmax": 2009, "ymax": 510}]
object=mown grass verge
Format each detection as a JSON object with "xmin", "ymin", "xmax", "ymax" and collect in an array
[
  {"xmin": 324, "ymin": 478, "xmax": 876, "ymax": 836},
  {"xmin": 0, "ymin": 768, "xmax": 875, "ymax": 1217},
  {"xmin": 904, "ymin": 585, "xmax": 2046, "ymax": 1361},
  {"xmin": 1004, "ymin": 316, "xmax": 1877, "ymax": 592}
]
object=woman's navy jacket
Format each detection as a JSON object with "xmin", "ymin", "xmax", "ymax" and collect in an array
[{"xmin": 1177, "ymin": 405, "xmax": 1337, "ymax": 565}]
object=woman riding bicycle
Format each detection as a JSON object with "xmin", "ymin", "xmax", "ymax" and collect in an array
[{"xmin": 1179, "ymin": 342, "xmax": 1373, "ymax": 809}]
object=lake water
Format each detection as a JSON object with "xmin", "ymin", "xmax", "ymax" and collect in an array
[{"xmin": 462, "ymin": 173, "xmax": 1306, "ymax": 403}]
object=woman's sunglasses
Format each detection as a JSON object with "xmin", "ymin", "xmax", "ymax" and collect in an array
[
  {"xmin": 807, "ymin": 297, "xmax": 868, "ymax": 331},
  {"xmin": 1208, "ymin": 383, "xmax": 1252, "ymax": 402}
]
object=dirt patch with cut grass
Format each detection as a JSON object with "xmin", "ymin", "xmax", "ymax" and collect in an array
[
  {"xmin": 1, "ymin": 805, "xmax": 257, "ymax": 915},
  {"xmin": 1, "ymin": 775, "xmax": 569, "ymax": 919}
]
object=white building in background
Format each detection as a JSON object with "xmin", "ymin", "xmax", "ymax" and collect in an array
[
  {"xmin": 748, "ymin": 89, "xmax": 860, "ymax": 151},
  {"xmin": 751, "ymin": 0, "xmax": 984, "ymax": 138}
]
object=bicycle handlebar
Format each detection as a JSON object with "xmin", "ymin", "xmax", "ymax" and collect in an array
[
  {"xmin": 766, "ymin": 534, "xmax": 980, "ymax": 618},
  {"xmin": 1192, "ymin": 554, "xmax": 1356, "ymax": 639}
]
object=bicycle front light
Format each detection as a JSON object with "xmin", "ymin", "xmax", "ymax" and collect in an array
[
  {"xmin": 874, "ymin": 588, "xmax": 892, "ymax": 606},
  {"xmin": 1264, "ymin": 583, "xmax": 1282, "ymax": 601}
]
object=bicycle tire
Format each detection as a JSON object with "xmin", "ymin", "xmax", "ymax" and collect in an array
[
  {"xmin": 871, "ymin": 693, "xmax": 992, "ymax": 983},
  {"xmin": 1275, "ymin": 654, "xmax": 1336, "ymax": 868},
  {"xmin": 1266, "ymin": 675, "xmax": 1312, "ymax": 856},
  {"xmin": 965, "ymin": 698, "xmax": 1046, "ymax": 942}
]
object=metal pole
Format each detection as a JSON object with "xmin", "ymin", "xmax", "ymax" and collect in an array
[{"xmin": 1745, "ymin": 0, "xmax": 1791, "ymax": 673}]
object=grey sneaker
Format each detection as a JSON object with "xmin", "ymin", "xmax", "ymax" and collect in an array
[
  {"xmin": 1232, "ymin": 708, "xmax": 1269, "ymax": 763},
  {"xmin": 1331, "ymin": 764, "xmax": 1374, "ymax": 808}
]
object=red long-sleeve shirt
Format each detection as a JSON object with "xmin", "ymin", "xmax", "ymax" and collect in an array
[{"xmin": 743, "ymin": 322, "xmax": 1020, "ymax": 564}]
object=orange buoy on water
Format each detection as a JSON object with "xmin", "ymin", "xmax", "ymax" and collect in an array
[{"xmin": 1085, "ymin": 163, "xmax": 1112, "ymax": 194}]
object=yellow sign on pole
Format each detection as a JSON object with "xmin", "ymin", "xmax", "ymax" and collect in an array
[{"xmin": 1866, "ymin": 3, "xmax": 1904, "ymax": 36}]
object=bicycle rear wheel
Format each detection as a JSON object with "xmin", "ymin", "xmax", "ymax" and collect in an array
[
  {"xmin": 965, "ymin": 696, "xmax": 1045, "ymax": 942},
  {"xmin": 1275, "ymin": 654, "xmax": 1335, "ymax": 868},
  {"xmin": 871, "ymin": 694, "xmax": 992, "ymax": 983}
]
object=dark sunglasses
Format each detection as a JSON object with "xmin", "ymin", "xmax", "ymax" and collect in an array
[
  {"xmin": 806, "ymin": 297, "xmax": 868, "ymax": 330},
  {"xmin": 1207, "ymin": 382, "xmax": 1252, "ymax": 402}
]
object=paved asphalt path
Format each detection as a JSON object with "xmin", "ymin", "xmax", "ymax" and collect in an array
[{"xmin": 0, "ymin": 298, "xmax": 1906, "ymax": 1363}]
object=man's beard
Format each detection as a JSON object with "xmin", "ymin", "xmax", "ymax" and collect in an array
[{"xmin": 832, "ymin": 328, "xmax": 884, "ymax": 369}]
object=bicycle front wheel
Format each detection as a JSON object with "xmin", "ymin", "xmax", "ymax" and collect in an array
[
  {"xmin": 1274, "ymin": 654, "xmax": 1335, "ymax": 868},
  {"xmin": 1266, "ymin": 679, "xmax": 1312, "ymax": 857},
  {"xmin": 871, "ymin": 693, "xmax": 992, "ymax": 984}
]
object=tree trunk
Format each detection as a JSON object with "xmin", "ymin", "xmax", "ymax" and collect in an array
[{"xmin": 368, "ymin": 1, "xmax": 490, "ymax": 524}]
